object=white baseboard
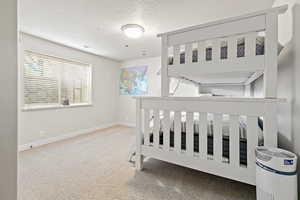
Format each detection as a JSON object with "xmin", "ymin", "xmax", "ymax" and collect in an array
[
  {"xmin": 18, "ymin": 122, "xmax": 117, "ymax": 152},
  {"xmin": 118, "ymin": 122, "xmax": 136, "ymax": 127}
]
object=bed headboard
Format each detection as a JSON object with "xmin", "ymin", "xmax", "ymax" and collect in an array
[{"xmin": 158, "ymin": 5, "xmax": 288, "ymax": 98}]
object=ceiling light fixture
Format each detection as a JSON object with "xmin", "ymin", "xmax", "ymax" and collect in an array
[{"xmin": 121, "ymin": 24, "xmax": 145, "ymax": 39}]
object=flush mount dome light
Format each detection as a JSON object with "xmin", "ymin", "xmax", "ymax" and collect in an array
[{"xmin": 121, "ymin": 24, "xmax": 145, "ymax": 39}]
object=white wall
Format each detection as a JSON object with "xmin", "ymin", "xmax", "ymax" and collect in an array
[
  {"xmin": 0, "ymin": 0, "xmax": 18, "ymax": 199},
  {"xmin": 18, "ymin": 33, "xmax": 120, "ymax": 146},
  {"xmin": 118, "ymin": 57, "xmax": 161, "ymax": 126}
]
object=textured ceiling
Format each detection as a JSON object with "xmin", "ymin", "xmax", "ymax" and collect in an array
[{"xmin": 20, "ymin": 0, "xmax": 274, "ymax": 61}]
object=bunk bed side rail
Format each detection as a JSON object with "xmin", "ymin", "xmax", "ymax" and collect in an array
[
  {"xmin": 167, "ymin": 15, "xmax": 265, "ymax": 46},
  {"xmin": 135, "ymin": 97, "xmax": 280, "ymax": 185},
  {"xmin": 157, "ymin": 5, "xmax": 288, "ymax": 38}
]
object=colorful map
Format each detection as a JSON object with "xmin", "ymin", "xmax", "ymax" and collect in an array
[{"xmin": 120, "ymin": 66, "xmax": 148, "ymax": 95}]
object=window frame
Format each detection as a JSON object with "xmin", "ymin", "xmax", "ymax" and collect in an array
[{"xmin": 21, "ymin": 50, "xmax": 93, "ymax": 111}]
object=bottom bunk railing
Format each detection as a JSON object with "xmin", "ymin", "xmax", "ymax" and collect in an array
[{"xmin": 135, "ymin": 97, "xmax": 278, "ymax": 185}]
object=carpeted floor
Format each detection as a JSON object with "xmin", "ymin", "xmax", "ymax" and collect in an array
[{"xmin": 19, "ymin": 126, "xmax": 256, "ymax": 200}]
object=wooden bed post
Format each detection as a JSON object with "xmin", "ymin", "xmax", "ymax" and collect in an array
[
  {"xmin": 135, "ymin": 97, "xmax": 143, "ymax": 170},
  {"xmin": 161, "ymin": 35, "xmax": 170, "ymax": 97},
  {"xmin": 244, "ymin": 84, "xmax": 251, "ymax": 97},
  {"xmin": 263, "ymin": 11, "xmax": 279, "ymax": 147},
  {"xmin": 264, "ymin": 102, "xmax": 278, "ymax": 147},
  {"xmin": 264, "ymin": 11, "xmax": 278, "ymax": 98}
]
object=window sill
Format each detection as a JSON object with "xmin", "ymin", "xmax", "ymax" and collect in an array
[{"xmin": 22, "ymin": 103, "xmax": 93, "ymax": 112}]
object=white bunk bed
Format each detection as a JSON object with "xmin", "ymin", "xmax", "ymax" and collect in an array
[{"xmin": 134, "ymin": 5, "xmax": 287, "ymax": 186}]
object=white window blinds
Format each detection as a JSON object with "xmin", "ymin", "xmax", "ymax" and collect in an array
[{"xmin": 23, "ymin": 51, "xmax": 92, "ymax": 109}]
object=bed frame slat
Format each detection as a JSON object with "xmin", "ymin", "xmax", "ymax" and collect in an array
[
  {"xmin": 197, "ymin": 41, "xmax": 205, "ymax": 62},
  {"xmin": 199, "ymin": 113, "xmax": 207, "ymax": 159},
  {"xmin": 153, "ymin": 109, "xmax": 160, "ymax": 148},
  {"xmin": 247, "ymin": 116, "xmax": 259, "ymax": 169},
  {"xmin": 144, "ymin": 109, "xmax": 150, "ymax": 146},
  {"xmin": 214, "ymin": 114, "xmax": 223, "ymax": 162},
  {"xmin": 186, "ymin": 112, "xmax": 194, "ymax": 156},
  {"xmin": 212, "ymin": 39, "xmax": 220, "ymax": 63},
  {"xmin": 185, "ymin": 43, "xmax": 193, "ymax": 64},
  {"xmin": 245, "ymin": 32, "xmax": 257, "ymax": 57},
  {"xmin": 230, "ymin": 115, "xmax": 240, "ymax": 167},
  {"xmin": 163, "ymin": 110, "xmax": 171, "ymax": 151},
  {"xmin": 227, "ymin": 36, "xmax": 237, "ymax": 60},
  {"xmin": 136, "ymin": 98, "xmax": 143, "ymax": 170},
  {"xmin": 174, "ymin": 111, "xmax": 181, "ymax": 154},
  {"xmin": 173, "ymin": 45, "xmax": 181, "ymax": 65}
]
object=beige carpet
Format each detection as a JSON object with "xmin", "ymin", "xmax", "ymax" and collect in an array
[{"xmin": 19, "ymin": 126, "xmax": 256, "ymax": 200}]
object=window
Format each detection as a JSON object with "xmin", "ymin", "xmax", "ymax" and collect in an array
[{"xmin": 23, "ymin": 51, "xmax": 92, "ymax": 110}]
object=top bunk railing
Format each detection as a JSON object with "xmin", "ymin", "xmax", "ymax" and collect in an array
[
  {"xmin": 157, "ymin": 5, "xmax": 287, "ymax": 41},
  {"xmin": 166, "ymin": 31, "xmax": 266, "ymax": 76},
  {"xmin": 158, "ymin": 5, "xmax": 288, "ymax": 98}
]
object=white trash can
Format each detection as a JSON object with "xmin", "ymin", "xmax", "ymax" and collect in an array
[{"xmin": 256, "ymin": 147, "xmax": 298, "ymax": 200}]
